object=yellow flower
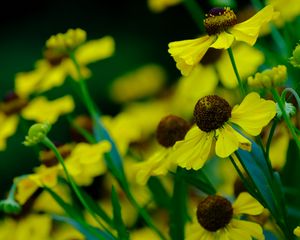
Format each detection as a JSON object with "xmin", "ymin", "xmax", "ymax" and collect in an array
[
  {"xmin": 172, "ymin": 92, "xmax": 276, "ymax": 170},
  {"xmin": 294, "ymin": 226, "xmax": 300, "ymax": 237},
  {"xmin": 247, "ymin": 65, "xmax": 287, "ymax": 88},
  {"xmin": 147, "ymin": 0, "xmax": 181, "ymax": 13},
  {"xmin": 110, "ymin": 64, "xmax": 166, "ymax": 103},
  {"xmin": 0, "ymin": 94, "xmax": 74, "ymax": 150},
  {"xmin": 2, "ymin": 214, "xmax": 52, "ymax": 240},
  {"xmin": 267, "ymin": 0, "xmax": 300, "ymax": 25},
  {"xmin": 168, "ymin": 5, "xmax": 277, "ymax": 76},
  {"xmin": 64, "ymin": 141, "xmax": 111, "ymax": 186},
  {"xmin": 15, "ymin": 32, "xmax": 115, "ymax": 97},
  {"xmin": 46, "ymin": 28, "xmax": 87, "ymax": 52},
  {"xmin": 186, "ymin": 192, "xmax": 265, "ymax": 240},
  {"xmin": 135, "ymin": 115, "xmax": 190, "ymax": 185}
]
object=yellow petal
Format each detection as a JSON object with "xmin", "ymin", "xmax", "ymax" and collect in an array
[
  {"xmin": 135, "ymin": 148, "xmax": 172, "ymax": 185},
  {"xmin": 15, "ymin": 178, "xmax": 39, "ymax": 205},
  {"xmin": 210, "ymin": 31, "xmax": 235, "ymax": 49},
  {"xmin": 173, "ymin": 126, "xmax": 214, "ymax": 170},
  {"xmin": 229, "ymin": 219, "xmax": 264, "ymax": 240},
  {"xmin": 229, "ymin": 5, "xmax": 277, "ymax": 45},
  {"xmin": 216, "ymin": 43, "xmax": 264, "ymax": 89},
  {"xmin": 233, "ymin": 192, "xmax": 264, "ymax": 215},
  {"xmin": 215, "ymin": 124, "xmax": 251, "ymax": 158},
  {"xmin": 21, "ymin": 95, "xmax": 75, "ymax": 124},
  {"xmin": 0, "ymin": 114, "xmax": 19, "ymax": 151},
  {"xmin": 230, "ymin": 92, "xmax": 276, "ymax": 136},
  {"xmin": 168, "ymin": 35, "xmax": 216, "ymax": 76},
  {"xmin": 76, "ymin": 36, "xmax": 115, "ymax": 65},
  {"xmin": 294, "ymin": 226, "xmax": 300, "ymax": 237}
]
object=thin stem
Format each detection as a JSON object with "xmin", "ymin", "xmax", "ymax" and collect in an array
[
  {"xmin": 271, "ymin": 88, "xmax": 300, "ymax": 150},
  {"xmin": 227, "ymin": 48, "xmax": 246, "ymax": 97},
  {"xmin": 266, "ymin": 118, "xmax": 279, "ymax": 161},
  {"xmin": 281, "ymin": 87, "xmax": 300, "ymax": 109},
  {"xmin": 182, "ymin": 0, "xmax": 205, "ymax": 33},
  {"xmin": 41, "ymin": 137, "xmax": 111, "ymax": 236}
]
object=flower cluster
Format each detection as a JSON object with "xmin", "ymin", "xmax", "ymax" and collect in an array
[{"xmin": 1, "ymin": 1, "xmax": 300, "ymax": 240}]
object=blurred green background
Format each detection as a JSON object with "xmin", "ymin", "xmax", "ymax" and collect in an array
[{"xmin": 0, "ymin": 0, "xmax": 202, "ymax": 197}]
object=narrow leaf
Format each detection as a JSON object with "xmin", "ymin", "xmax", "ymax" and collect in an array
[
  {"xmin": 147, "ymin": 177, "xmax": 171, "ymax": 209},
  {"xmin": 111, "ymin": 186, "xmax": 129, "ymax": 240}
]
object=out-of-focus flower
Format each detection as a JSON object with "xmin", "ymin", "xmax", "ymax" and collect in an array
[
  {"xmin": 168, "ymin": 5, "xmax": 278, "ymax": 76},
  {"xmin": 0, "ymin": 93, "xmax": 74, "ymax": 150},
  {"xmin": 16, "ymin": 141, "xmax": 111, "ymax": 204},
  {"xmin": 0, "ymin": 214, "xmax": 52, "ymax": 240},
  {"xmin": 172, "ymin": 92, "xmax": 276, "ymax": 170},
  {"xmin": 267, "ymin": 0, "xmax": 300, "ymax": 25},
  {"xmin": 185, "ymin": 192, "xmax": 264, "ymax": 240},
  {"xmin": 15, "ymin": 29, "xmax": 115, "ymax": 97},
  {"xmin": 135, "ymin": 115, "xmax": 190, "ymax": 185},
  {"xmin": 247, "ymin": 65, "xmax": 287, "ymax": 88},
  {"xmin": 289, "ymin": 43, "xmax": 300, "ymax": 68},
  {"xmin": 147, "ymin": 0, "xmax": 181, "ymax": 13},
  {"xmin": 110, "ymin": 64, "xmax": 166, "ymax": 103},
  {"xmin": 294, "ymin": 226, "xmax": 300, "ymax": 237}
]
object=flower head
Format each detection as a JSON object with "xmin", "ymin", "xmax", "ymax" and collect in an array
[
  {"xmin": 168, "ymin": 5, "xmax": 278, "ymax": 76},
  {"xmin": 135, "ymin": 115, "xmax": 190, "ymax": 185},
  {"xmin": 289, "ymin": 43, "xmax": 300, "ymax": 68},
  {"xmin": 248, "ymin": 65, "xmax": 287, "ymax": 88},
  {"xmin": 46, "ymin": 28, "xmax": 87, "ymax": 53},
  {"xmin": 186, "ymin": 192, "xmax": 265, "ymax": 240},
  {"xmin": 172, "ymin": 92, "xmax": 276, "ymax": 170},
  {"xmin": 0, "ymin": 198, "xmax": 21, "ymax": 214},
  {"xmin": 294, "ymin": 226, "xmax": 300, "ymax": 237},
  {"xmin": 23, "ymin": 122, "xmax": 51, "ymax": 146}
]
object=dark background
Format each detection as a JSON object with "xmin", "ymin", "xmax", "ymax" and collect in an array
[{"xmin": 0, "ymin": 0, "xmax": 201, "ymax": 197}]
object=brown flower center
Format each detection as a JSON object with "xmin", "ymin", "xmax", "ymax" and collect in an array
[
  {"xmin": 43, "ymin": 48, "xmax": 68, "ymax": 66},
  {"xmin": 193, "ymin": 95, "xmax": 231, "ymax": 132},
  {"xmin": 200, "ymin": 48, "xmax": 224, "ymax": 65},
  {"xmin": 156, "ymin": 115, "xmax": 190, "ymax": 148},
  {"xmin": 0, "ymin": 92, "xmax": 28, "ymax": 115},
  {"xmin": 197, "ymin": 195, "xmax": 233, "ymax": 232},
  {"xmin": 204, "ymin": 7, "xmax": 237, "ymax": 35}
]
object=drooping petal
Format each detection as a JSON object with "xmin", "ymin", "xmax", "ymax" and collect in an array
[
  {"xmin": 21, "ymin": 95, "xmax": 75, "ymax": 124},
  {"xmin": 233, "ymin": 192, "xmax": 264, "ymax": 215},
  {"xmin": 229, "ymin": 5, "xmax": 278, "ymax": 45},
  {"xmin": 229, "ymin": 219, "xmax": 265, "ymax": 240},
  {"xmin": 172, "ymin": 126, "xmax": 214, "ymax": 170},
  {"xmin": 210, "ymin": 32, "xmax": 235, "ymax": 49},
  {"xmin": 168, "ymin": 35, "xmax": 216, "ymax": 76},
  {"xmin": 76, "ymin": 36, "xmax": 115, "ymax": 65},
  {"xmin": 230, "ymin": 92, "xmax": 276, "ymax": 136},
  {"xmin": 215, "ymin": 124, "xmax": 251, "ymax": 158},
  {"xmin": 135, "ymin": 148, "xmax": 173, "ymax": 185}
]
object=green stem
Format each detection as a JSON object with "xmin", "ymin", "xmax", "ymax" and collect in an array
[
  {"xmin": 271, "ymin": 88, "xmax": 300, "ymax": 150},
  {"xmin": 68, "ymin": 51, "xmax": 103, "ymax": 141},
  {"xmin": 266, "ymin": 118, "xmax": 279, "ymax": 161},
  {"xmin": 281, "ymin": 87, "xmax": 300, "ymax": 109},
  {"xmin": 227, "ymin": 48, "xmax": 246, "ymax": 97},
  {"xmin": 68, "ymin": 53, "xmax": 165, "ymax": 240},
  {"xmin": 182, "ymin": 0, "xmax": 205, "ymax": 33},
  {"xmin": 41, "ymin": 137, "xmax": 111, "ymax": 236}
]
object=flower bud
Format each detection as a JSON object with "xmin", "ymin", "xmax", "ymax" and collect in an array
[
  {"xmin": 23, "ymin": 122, "xmax": 51, "ymax": 146},
  {"xmin": 289, "ymin": 43, "xmax": 300, "ymax": 68},
  {"xmin": 0, "ymin": 198, "xmax": 21, "ymax": 214}
]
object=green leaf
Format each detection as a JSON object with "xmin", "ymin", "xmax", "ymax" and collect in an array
[
  {"xmin": 237, "ymin": 141, "xmax": 278, "ymax": 215},
  {"xmin": 169, "ymin": 167, "xmax": 188, "ymax": 240},
  {"xmin": 147, "ymin": 177, "xmax": 171, "ymax": 209},
  {"xmin": 45, "ymin": 187, "xmax": 112, "ymax": 240},
  {"xmin": 52, "ymin": 215, "xmax": 115, "ymax": 240},
  {"xmin": 111, "ymin": 186, "xmax": 130, "ymax": 240},
  {"xmin": 178, "ymin": 168, "xmax": 216, "ymax": 195},
  {"xmin": 78, "ymin": 186, "xmax": 115, "ymax": 229}
]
